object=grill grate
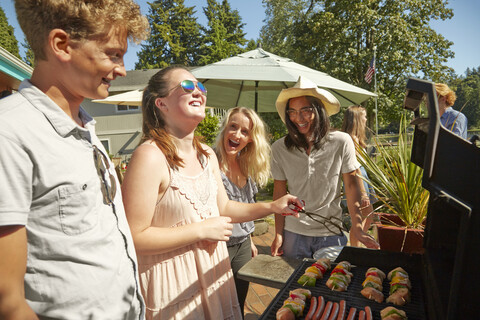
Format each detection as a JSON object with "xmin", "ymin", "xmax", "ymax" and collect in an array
[{"xmin": 260, "ymin": 248, "xmax": 426, "ymax": 320}]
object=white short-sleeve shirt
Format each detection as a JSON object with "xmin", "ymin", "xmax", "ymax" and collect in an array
[
  {"xmin": 0, "ymin": 81, "xmax": 144, "ymax": 319},
  {"xmin": 271, "ymin": 131, "xmax": 359, "ymax": 237}
]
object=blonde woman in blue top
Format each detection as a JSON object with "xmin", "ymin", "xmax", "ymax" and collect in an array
[
  {"xmin": 341, "ymin": 105, "xmax": 377, "ymax": 247},
  {"xmin": 215, "ymin": 107, "xmax": 271, "ymax": 317}
]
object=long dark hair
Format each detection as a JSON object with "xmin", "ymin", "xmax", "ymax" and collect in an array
[
  {"xmin": 140, "ymin": 65, "xmax": 208, "ymax": 169},
  {"xmin": 284, "ymin": 96, "xmax": 330, "ymax": 151}
]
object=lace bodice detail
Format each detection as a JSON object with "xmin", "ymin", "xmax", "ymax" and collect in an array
[{"xmin": 170, "ymin": 161, "xmax": 218, "ymax": 220}]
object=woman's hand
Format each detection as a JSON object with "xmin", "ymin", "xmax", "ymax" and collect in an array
[
  {"xmin": 351, "ymin": 226, "xmax": 380, "ymax": 249},
  {"xmin": 251, "ymin": 241, "xmax": 258, "ymax": 258},
  {"xmin": 360, "ymin": 195, "xmax": 371, "ymax": 210},
  {"xmin": 199, "ymin": 216, "xmax": 233, "ymax": 242},
  {"xmin": 271, "ymin": 194, "xmax": 303, "ymax": 217}
]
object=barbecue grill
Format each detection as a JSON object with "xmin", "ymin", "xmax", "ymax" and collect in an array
[{"xmin": 260, "ymin": 78, "xmax": 479, "ymax": 320}]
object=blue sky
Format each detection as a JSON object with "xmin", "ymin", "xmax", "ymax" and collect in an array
[{"xmin": 2, "ymin": 0, "xmax": 478, "ymax": 76}]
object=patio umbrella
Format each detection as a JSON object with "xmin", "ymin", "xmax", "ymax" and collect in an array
[
  {"xmin": 191, "ymin": 48, "xmax": 376, "ymax": 112},
  {"xmin": 92, "ymin": 89, "xmax": 143, "ymax": 106}
]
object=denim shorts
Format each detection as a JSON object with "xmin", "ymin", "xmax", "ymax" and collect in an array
[
  {"xmin": 359, "ymin": 165, "xmax": 378, "ymax": 203},
  {"xmin": 282, "ymin": 229, "xmax": 347, "ymax": 259}
]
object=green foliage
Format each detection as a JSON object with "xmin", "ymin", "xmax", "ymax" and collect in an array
[
  {"xmin": 259, "ymin": 112, "xmax": 287, "ymax": 143},
  {"xmin": 454, "ymin": 67, "xmax": 480, "ymax": 128},
  {"xmin": 135, "ymin": 0, "xmax": 203, "ymax": 69},
  {"xmin": 135, "ymin": 0, "xmax": 250, "ymax": 69},
  {"xmin": 22, "ymin": 38, "xmax": 35, "ymax": 67},
  {"xmin": 0, "ymin": 5, "xmax": 20, "ymax": 58},
  {"xmin": 195, "ymin": 112, "xmax": 220, "ymax": 146},
  {"xmin": 260, "ymin": 0, "xmax": 456, "ymax": 126},
  {"xmin": 257, "ymin": 178, "xmax": 274, "ymax": 201},
  {"xmin": 245, "ymin": 39, "xmax": 258, "ymax": 51},
  {"xmin": 198, "ymin": 0, "xmax": 248, "ymax": 65},
  {"xmin": 357, "ymin": 116, "xmax": 429, "ymax": 229}
]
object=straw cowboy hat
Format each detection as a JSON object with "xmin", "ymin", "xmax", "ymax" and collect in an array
[{"xmin": 275, "ymin": 76, "xmax": 341, "ymax": 123}]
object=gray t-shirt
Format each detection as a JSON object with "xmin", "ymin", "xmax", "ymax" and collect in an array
[
  {"xmin": 0, "ymin": 81, "xmax": 144, "ymax": 319},
  {"xmin": 271, "ymin": 131, "xmax": 359, "ymax": 237},
  {"xmin": 221, "ymin": 172, "xmax": 257, "ymax": 246}
]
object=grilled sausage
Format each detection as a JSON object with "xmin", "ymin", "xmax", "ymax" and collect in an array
[
  {"xmin": 346, "ymin": 307, "xmax": 357, "ymax": 320},
  {"xmin": 313, "ymin": 296, "xmax": 325, "ymax": 320},
  {"xmin": 305, "ymin": 296, "xmax": 317, "ymax": 320},
  {"xmin": 365, "ymin": 306, "xmax": 373, "ymax": 320},
  {"xmin": 337, "ymin": 300, "xmax": 346, "ymax": 320},
  {"xmin": 327, "ymin": 302, "xmax": 339, "ymax": 320},
  {"xmin": 320, "ymin": 301, "xmax": 333, "ymax": 320}
]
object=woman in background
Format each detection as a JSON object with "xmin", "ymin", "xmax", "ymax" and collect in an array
[
  {"xmin": 215, "ymin": 107, "xmax": 271, "ymax": 317},
  {"xmin": 341, "ymin": 105, "xmax": 377, "ymax": 247},
  {"xmin": 435, "ymin": 83, "xmax": 468, "ymax": 139},
  {"xmin": 122, "ymin": 66, "xmax": 302, "ymax": 319}
]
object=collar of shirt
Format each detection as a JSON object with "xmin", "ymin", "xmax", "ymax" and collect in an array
[{"xmin": 18, "ymin": 80, "xmax": 95, "ymax": 138}]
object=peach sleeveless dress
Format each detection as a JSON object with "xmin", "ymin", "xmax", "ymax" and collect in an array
[{"xmin": 137, "ymin": 158, "xmax": 242, "ymax": 320}]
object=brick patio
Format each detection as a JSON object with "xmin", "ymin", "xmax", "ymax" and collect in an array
[{"xmin": 244, "ymin": 223, "xmax": 278, "ymax": 319}]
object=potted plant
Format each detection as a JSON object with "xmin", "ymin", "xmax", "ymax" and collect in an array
[{"xmin": 357, "ymin": 115, "xmax": 429, "ymax": 253}]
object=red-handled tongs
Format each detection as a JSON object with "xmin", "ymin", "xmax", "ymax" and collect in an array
[{"xmin": 288, "ymin": 200, "xmax": 346, "ymax": 233}]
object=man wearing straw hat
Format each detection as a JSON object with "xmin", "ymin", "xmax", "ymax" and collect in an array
[{"xmin": 270, "ymin": 76, "xmax": 380, "ymax": 259}]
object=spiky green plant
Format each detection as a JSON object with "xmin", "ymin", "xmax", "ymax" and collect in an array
[{"xmin": 357, "ymin": 116, "xmax": 429, "ymax": 229}]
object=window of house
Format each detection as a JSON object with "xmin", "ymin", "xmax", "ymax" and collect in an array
[
  {"xmin": 100, "ymin": 139, "xmax": 110, "ymax": 154},
  {"xmin": 116, "ymin": 105, "xmax": 140, "ymax": 113}
]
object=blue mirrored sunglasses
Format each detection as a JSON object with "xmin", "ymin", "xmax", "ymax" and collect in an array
[{"xmin": 169, "ymin": 80, "xmax": 207, "ymax": 96}]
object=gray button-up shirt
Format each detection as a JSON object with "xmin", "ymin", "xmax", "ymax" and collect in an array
[{"xmin": 0, "ymin": 81, "xmax": 144, "ymax": 319}]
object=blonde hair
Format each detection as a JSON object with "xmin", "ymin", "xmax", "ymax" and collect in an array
[
  {"xmin": 215, "ymin": 107, "xmax": 271, "ymax": 188},
  {"xmin": 341, "ymin": 105, "xmax": 367, "ymax": 148},
  {"xmin": 15, "ymin": 0, "xmax": 149, "ymax": 61},
  {"xmin": 435, "ymin": 83, "xmax": 457, "ymax": 107}
]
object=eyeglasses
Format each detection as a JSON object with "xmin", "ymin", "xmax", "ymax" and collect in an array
[
  {"xmin": 93, "ymin": 145, "xmax": 117, "ymax": 205},
  {"xmin": 286, "ymin": 106, "xmax": 314, "ymax": 119},
  {"xmin": 167, "ymin": 80, "xmax": 207, "ymax": 96}
]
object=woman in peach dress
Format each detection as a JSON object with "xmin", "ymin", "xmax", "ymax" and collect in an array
[{"xmin": 121, "ymin": 66, "xmax": 302, "ymax": 320}]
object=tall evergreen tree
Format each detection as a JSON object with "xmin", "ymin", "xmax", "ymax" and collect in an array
[
  {"xmin": 454, "ymin": 67, "xmax": 480, "ymax": 128},
  {"xmin": 135, "ymin": 0, "xmax": 202, "ymax": 69},
  {"xmin": 260, "ymin": 0, "xmax": 456, "ymax": 125},
  {"xmin": 0, "ymin": 5, "xmax": 20, "ymax": 58},
  {"xmin": 22, "ymin": 38, "xmax": 35, "ymax": 67},
  {"xmin": 199, "ymin": 0, "xmax": 247, "ymax": 65}
]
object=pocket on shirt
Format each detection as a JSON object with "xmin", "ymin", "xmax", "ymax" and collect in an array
[{"xmin": 58, "ymin": 181, "xmax": 98, "ymax": 235}]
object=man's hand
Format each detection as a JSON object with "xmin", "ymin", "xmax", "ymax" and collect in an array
[{"xmin": 270, "ymin": 234, "xmax": 284, "ymax": 256}]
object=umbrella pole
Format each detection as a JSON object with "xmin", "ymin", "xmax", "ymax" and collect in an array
[
  {"xmin": 374, "ymin": 46, "xmax": 378, "ymax": 135},
  {"xmin": 255, "ymin": 81, "xmax": 259, "ymax": 112}
]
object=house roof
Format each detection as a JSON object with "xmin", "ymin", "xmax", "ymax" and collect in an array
[
  {"xmin": 110, "ymin": 69, "xmax": 161, "ymax": 92},
  {"xmin": 0, "ymin": 45, "xmax": 33, "ymax": 90},
  {"xmin": 110, "ymin": 67, "xmax": 197, "ymax": 92}
]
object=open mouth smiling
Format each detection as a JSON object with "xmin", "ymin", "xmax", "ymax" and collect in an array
[
  {"xmin": 228, "ymin": 139, "xmax": 240, "ymax": 148},
  {"xmin": 190, "ymin": 101, "xmax": 201, "ymax": 107}
]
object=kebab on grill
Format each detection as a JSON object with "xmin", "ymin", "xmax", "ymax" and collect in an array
[
  {"xmin": 380, "ymin": 306, "xmax": 407, "ymax": 320},
  {"xmin": 275, "ymin": 288, "xmax": 311, "ymax": 319},
  {"xmin": 386, "ymin": 267, "xmax": 411, "ymax": 306},
  {"xmin": 297, "ymin": 258, "xmax": 331, "ymax": 287},
  {"xmin": 360, "ymin": 267, "xmax": 386, "ymax": 303},
  {"xmin": 325, "ymin": 261, "xmax": 352, "ymax": 291}
]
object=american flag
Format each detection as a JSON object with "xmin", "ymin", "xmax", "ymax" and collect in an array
[{"xmin": 364, "ymin": 57, "xmax": 375, "ymax": 84}]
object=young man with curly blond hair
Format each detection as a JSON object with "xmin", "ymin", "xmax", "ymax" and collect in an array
[{"xmin": 0, "ymin": 1, "xmax": 149, "ymax": 319}]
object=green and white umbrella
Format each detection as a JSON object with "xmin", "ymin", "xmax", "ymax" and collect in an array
[
  {"xmin": 93, "ymin": 48, "xmax": 375, "ymax": 112},
  {"xmin": 92, "ymin": 89, "xmax": 143, "ymax": 106},
  {"xmin": 191, "ymin": 48, "xmax": 376, "ymax": 112}
]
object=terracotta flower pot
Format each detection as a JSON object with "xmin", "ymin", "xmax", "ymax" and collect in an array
[{"xmin": 374, "ymin": 213, "xmax": 425, "ymax": 254}]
